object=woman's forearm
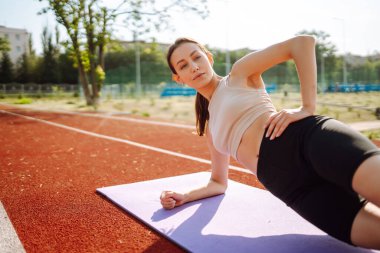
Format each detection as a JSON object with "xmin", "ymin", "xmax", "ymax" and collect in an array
[
  {"xmin": 183, "ymin": 179, "xmax": 227, "ymax": 204},
  {"xmin": 290, "ymin": 36, "xmax": 317, "ymax": 114}
]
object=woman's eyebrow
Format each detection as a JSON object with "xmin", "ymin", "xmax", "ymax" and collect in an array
[{"xmin": 176, "ymin": 50, "xmax": 198, "ymax": 66}]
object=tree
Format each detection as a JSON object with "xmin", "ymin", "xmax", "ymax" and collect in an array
[
  {"xmin": 40, "ymin": 0, "xmax": 209, "ymax": 106},
  {"xmin": 0, "ymin": 37, "xmax": 10, "ymax": 53},
  {"xmin": 0, "ymin": 37, "xmax": 13, "ymax": 83},
  {"xmin": 375, "ymin": 60, "xmax": 380, "ymax": 83},
  {"xmin": 58, "ymin": 51, "xmax": 78, "ymax": 84},
  {"xmin": 104, "ymin": 41, "xmax": 169, "ymax": 85},
  {"xmin": 0, "ymin": 52, "xmax": 14, "ymax": 83},
  {"xmin": 15, "ymin": 52, "xmax": 31, "ymax": 83},
  {"xmin": 14, "ymin": 34, "xmax": 39, "ymax": 84},
  {"xmin": 39, "ymin": 0, "xmax": 109, "ymax": 105},
  {"xmin": 26, "ymin": 33, "xmax": 39, "ymax": 83},
  {"xmin": 39, "ymin": 26, "xmax": 60, "ymax": 84}
]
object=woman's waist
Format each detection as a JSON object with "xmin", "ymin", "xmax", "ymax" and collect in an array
[{"xmin": 236, "ymin": 112, "xmax": 274, "ymax": 173}]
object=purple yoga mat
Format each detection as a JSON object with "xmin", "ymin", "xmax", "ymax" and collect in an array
[{"xmin": 97, "ymin": 172, "xmax": 379, "ymax": 253}]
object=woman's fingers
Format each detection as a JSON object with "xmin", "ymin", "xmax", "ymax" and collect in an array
[
  {"xmin": 160, "ymin": 191, "xmax": 181, "ymax": 209},
  {"xmin": 265, "ymin": 110, "xmax": 298, "ymax": 140},
  {"xmin": 269, "ymin": 115, "xmax": 286, "ymax": 140},
  {"xmin": 271, "ymin": 114, "xmax": 294, "ymax": 139},
  {"xmin": 163, "ymin": 199, "xmax": 176, "ymax": 209},
  {"xmin": 265, "ymin": 107, "xmax": 313, "ymax": 140},
  {"xmin": 265, "ymin": 111, "xmax": 284, "ymax": 138},
  {"xmin": 161, "ymin": 197, "xmax": 175, "ymax": 209},
  {"xmin": 265, "ymin": 113, "xmax": 278, "ymax": 138}
]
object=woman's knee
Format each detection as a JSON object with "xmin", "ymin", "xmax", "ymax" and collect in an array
[{"xmin": 352, "ymin": 155, "xmax": 380, "ymax": 205}]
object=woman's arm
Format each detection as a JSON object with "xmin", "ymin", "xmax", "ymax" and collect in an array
[
  {"xmin": 231, "ymin": 35, "xmax": 317, "ymax": 113},
  {"xmin": 231, "ymin": 35, "xmax": 317, "ymax": 140},
  {"xmin": 160, "ymin": 130, "xmax": 229, "ymax": 209}
]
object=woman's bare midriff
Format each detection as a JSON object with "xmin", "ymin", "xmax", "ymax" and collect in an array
[{"xmin": 236, "ymin": 111, "xmax": 274, "ymax": 175}]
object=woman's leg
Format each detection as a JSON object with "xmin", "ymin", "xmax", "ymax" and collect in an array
[
  {"xmin": 350, "ymin": 155, "xmax": 380, "ymax": 249},
  {"xmin": 352, "ymin": 155, "xmax": 380, "ymax": 207},
  {"xmin": 289, "ymin": 181, "xmax": 367, "ymax": 247},
  {"xmin": 350, "ymin": 202, "xmax": 380, "ymax": 249}
]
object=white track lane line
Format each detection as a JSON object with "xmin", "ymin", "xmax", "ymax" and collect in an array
[
  {"xmin": 2, "ymin": 105, "xmax": 195, "ymax": 129},
  {"xmin": 0, "ymin": 110, "xmax": 252, "ymax": 174},
  {"xmin": 3, "ymin": 104, "xmax": 380, "ymax": 132},
  {"xmin": 54, "ymin": 109, "xmax": 195, "ymax": 129},
  {"xmin": 0, "ymin": 202, "xmax": 26, "ymax": 253}
]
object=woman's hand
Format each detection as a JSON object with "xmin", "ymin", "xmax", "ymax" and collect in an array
[
  {"xmin": 160, "ymin": 191, "xmax": 186, "ymax": 210},
  {"xmin": 264, "ymin": 107, "xmax": 313, "ymax": 140}
]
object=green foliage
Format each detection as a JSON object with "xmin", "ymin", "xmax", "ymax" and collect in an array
[
  {"xmin": 15, "ymin": 52, "xmax": 31, "ymax": 83},
  {"xmin": 58, "ymin": 51, "xmax": 78, "ymax": 84},
  {"xmin": 0, "ymin": 37, "xmax": 10, "ymax": 52},
  {"xmin": 96, "ymin": 65, "xmax": 105, "ymax": 82},
  {"xmin": 104, "ymin": 42, "xmax": 170, "ymax": 84},
  {"xmin": 362, "ymin": 129, "xmax": 380, "ymax": 140},
  {"xmin": 14, "ymin": 97, "xmax": 33, "ymax": 104},
  {"xmin": 0, "ymin": 52, "xmax": 14, "ymax": 83},
  {"xmin": 37, "ymin": 0, "xmax": 209, "ymax": 105},
  {"xmin": 39, "ymin": 26, "xmax": 60, "ymax": 83}
]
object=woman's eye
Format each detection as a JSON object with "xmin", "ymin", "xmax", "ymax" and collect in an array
[
  {"xmin": 180, "ymin": 64, "xmax": 188, "ymax": 70},
  {"xmin": 194, "ymin": 55, "xmax": 201, "ymax": 60}
]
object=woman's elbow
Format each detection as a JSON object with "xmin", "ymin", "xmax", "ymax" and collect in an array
[
  {"xmin": 218, "ymin": 182, "xmax": 228, "ymax": 194},
  {"xmin": 290, "ymin": 35, "xmax": 316, "ymax": 57},
  {"xmin": 211, "ymin": 179, "xmax": 228, "ymax": 194},
  {"xmin": 295, "ymin": 35, "xmax": 316, "ymax": 46}
]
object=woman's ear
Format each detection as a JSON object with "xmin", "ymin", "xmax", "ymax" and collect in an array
[
  {"xmin": 172, "ymin": 74, "xmax": 181, "ymax": 83},
  {"xmin": 206, "ymin": 52, "xmax": 214, "ymax": 66}
]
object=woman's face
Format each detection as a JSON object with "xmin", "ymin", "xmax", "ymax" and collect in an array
[{"xmin": 170, "ymin": 42, "xmax": 214, "ymax": 89}]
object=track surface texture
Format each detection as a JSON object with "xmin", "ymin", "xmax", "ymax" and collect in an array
[
  {"xmin": 0, "ymin": 105, "xmax": 263, "ymax": 252},
  {"xmin": 1, "ymin": 104, "xmax": 379, "ymax": 252}
]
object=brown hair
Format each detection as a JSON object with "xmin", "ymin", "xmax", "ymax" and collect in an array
[{"xmin": 166, "ymin": 38, "xmax": 210, "ymax": 136}]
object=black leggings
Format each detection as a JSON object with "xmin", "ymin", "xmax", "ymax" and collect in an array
[{"xmin": 257, "ymin": 115, "xmax": 380, "ymax": 245}]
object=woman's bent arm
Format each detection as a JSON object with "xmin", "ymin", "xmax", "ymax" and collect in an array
[
  {"xmin": 160, "ymin": 130, "xmax": 229, "ymax": 209},
  {"xmin": 184, "ymin": 130, "xmax": 229, "ymax": 203},
  {"xmin": 231, "ymin": 35, "xmax": 317, "ymax": 113},
  {"xmin": 290, "ymin": 36, "xmax": 317, "ymax": 113},
  {"xmin": 231, "ymin": 35, "xmax": 317, "ymax": 139}
]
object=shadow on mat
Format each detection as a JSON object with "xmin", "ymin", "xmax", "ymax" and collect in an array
[{"xmin": 148, "ymin": 194, "xmax": 374, "ymax": 253}]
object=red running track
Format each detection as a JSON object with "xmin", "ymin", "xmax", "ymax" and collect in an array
[{"xmin": 0, "ymin": 105, "xmax": 262, "ymax": 252}]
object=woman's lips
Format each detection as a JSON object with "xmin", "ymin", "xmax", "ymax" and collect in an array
[{"xmin": 193, "ymin": 73, "xmax": 204, "ymax": 80}]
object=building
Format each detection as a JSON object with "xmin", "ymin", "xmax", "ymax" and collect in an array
[{"xmin": 0, "ymin": 26, "xmax": 30, "ymax": 63}]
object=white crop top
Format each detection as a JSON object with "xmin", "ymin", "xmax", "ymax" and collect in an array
[{"xmin": 208, "ymin": 75, "xmax": 277, "ymax": 160}]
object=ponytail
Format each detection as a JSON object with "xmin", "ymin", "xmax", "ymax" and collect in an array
[{"xmin": 195, "ymin": 92, "xmax": 209, "ymax": 136}]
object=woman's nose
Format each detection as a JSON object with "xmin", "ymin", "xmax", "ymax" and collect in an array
[{"xmin": 191, "ymin": 62, "xmax": 199, "ymax": 72}]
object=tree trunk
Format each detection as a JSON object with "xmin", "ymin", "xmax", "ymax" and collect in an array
[
  {"xmin": 86, "ymin": 2, "xmax": 100, "ymax": 107},
  {"xmin": 98, "ymin": 45, "xmax": 105, "ymax": 70},
  {"xmin": 78, "ymin": 64, "xmax": 93, "ymax": 105},
  {"xmin": 74, "ymin": 46, "xmax": 92, "ymax": 105}
]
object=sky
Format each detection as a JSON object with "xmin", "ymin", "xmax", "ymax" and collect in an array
[{"xmin": 0, "ymin": 0, "xmax": 379, "ymax": 56}]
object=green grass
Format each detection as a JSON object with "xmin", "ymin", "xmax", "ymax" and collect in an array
[
  {"xmin": 2, "ymin": 91, "xmax": 380, "ymax": 129},
  {"xmin": 14, "ymin": 97, "xmax": 33, "ymax": 104},
  {"xmin": 271, "ymin": 92, "xmax": 380, "ymax": 123},
  {"xmin": 362, "ymin": 129, "xmax": 380, "ymax": 140}
]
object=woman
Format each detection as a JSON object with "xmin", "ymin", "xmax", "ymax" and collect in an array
[{"xmin": 160, "ymin": 36, "xmax": 380, "ymax": 249}]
